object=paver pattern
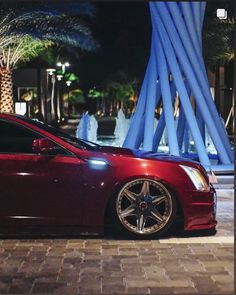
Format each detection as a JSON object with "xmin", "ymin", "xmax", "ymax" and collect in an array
[{"xmin": 0, "ymin": 195, "xmax": 233, "ymax": 295}]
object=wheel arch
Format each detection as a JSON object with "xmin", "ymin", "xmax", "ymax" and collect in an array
[{"xmin": 104, "ymin": 175, "xmax": 185, "ymax": 232}]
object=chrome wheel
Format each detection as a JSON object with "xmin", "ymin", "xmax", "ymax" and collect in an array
[{"xmin": 116, "ymin": 179, "xmax": 173, "ymax": 235}]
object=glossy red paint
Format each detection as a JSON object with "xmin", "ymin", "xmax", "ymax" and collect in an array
[
  {"xmin": 32, "ymin": 137, "xmax": 59, "ymax": 153},
  {"xmin": 0, "ymin": 113, "xmax": 217, "ymax": 234}
]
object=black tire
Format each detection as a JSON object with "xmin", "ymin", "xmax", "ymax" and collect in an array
[{"xmin": 108, "ymin": 178, "xmax": 177, "ymax": 239}]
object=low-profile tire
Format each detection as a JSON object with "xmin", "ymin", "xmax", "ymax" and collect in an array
[{"xmin": 109, "ymin": 178, "xmax": 177, "ymax": 239}]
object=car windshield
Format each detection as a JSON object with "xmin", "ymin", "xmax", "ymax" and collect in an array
[{"xmin": 20, "ymin": 116, "xmax": 100, "ymax": 150}]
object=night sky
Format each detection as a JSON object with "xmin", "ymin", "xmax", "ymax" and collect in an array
[
  {"xmin": 2, "ymin": 1, "xmax": 233, "ymax": 92},
  {"xmin": 3, "ymin": 1, "xmax": 151, "ymax": 91},
  {"xmin": 75, "ymin": 2, "xmax": 151, "ymax": 90},
  {"xmin": 76, "ymin": 0, "xmax": 233, "ymax": 91}
]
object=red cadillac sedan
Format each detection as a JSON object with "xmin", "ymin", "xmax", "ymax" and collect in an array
[{"xmin": 0, "ymin": 113, "xmax": 217, "ymax": 238}]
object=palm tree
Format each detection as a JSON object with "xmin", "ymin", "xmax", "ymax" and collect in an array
[
  {"xmin": 203, "ymin": 18, "xmax": 234, "ymax": 68},
  {"xmin": 0, "ymin": 35, "xmax": 51, "ymax": 112},
  {"xmin": 103, "ymin": 71, "xmax": 139, "ymax": 116},
  {"xmin": 203, "ymin": 17, "xmax": 234, "ymax": 112},
  {"xmin": 0, "ymin": 4, "xmax": 98, "ymax": 113}
]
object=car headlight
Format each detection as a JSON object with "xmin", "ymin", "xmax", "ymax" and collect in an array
[{"xmin": 180, "ymin": 165, "xmax": 210, "ymax": 191}]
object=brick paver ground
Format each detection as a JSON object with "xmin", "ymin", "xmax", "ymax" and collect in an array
[{"xmin": 0, "ymin": 195, "xmax": 233, "ymax": 295}]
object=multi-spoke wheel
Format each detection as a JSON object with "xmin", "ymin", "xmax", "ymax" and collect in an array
[{"xmin": 111, "ymin": 178, "xmax": 176, "ymax": 237}]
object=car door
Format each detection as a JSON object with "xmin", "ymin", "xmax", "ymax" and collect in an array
[{"xmin": 0, "ymin": 119, "xmax": 84, "ymax": 226}]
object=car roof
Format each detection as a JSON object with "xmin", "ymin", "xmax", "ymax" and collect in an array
[
  {"xmin": 0, "ymin": 112, "xmax": 23, "ymax": 118},
  {"xmin": 0, "ymin": 112, "xmax": 30, "ymax": 122}
]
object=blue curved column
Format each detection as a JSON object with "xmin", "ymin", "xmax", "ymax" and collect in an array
[
  {"xmin": 154, "ymin": 36, "xmax": 179, "ymax": 155},
  {"xmin": 123, "ymin": 1, "xmax": 233, "ymax": 170},
  {"xmin": 154, "ymin": 2, "xmax": 231, "ymax": 164},
  {"xmin": 123, "ymin": 59, "xmax": 151, "ymax": 148},
  {"xmin": 167, "ymin": 2, "xmax": 233, "ymax": 161},
  {"xmin": 152, "ymin": 3, "xmax": 211, "ymax": 165},
  {"xmin": 177, "ymin": 104, "xmax": 186, "ymax": 150},
  {"xmin": 152, "ymin": 81, "xmax": 176, "ymax": 152},
  {"xmin": 143, "ymin": 36, "xmax": 159, "ymax": 151},
  {"xmin": 153, "ymin": 111, "xmax": 165, "ymax": 151},
  {"xmin": 177, "ymin": 81, "xmax": 191, "ymax": 149},
  {"xmin": 183, "ymin": 124, "xmax": 190, "ymax": 154}
]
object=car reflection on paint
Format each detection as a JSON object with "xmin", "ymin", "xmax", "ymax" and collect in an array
[{"xmin": 0, "ymin": 113, "xmax": 217, "ymax": 238}]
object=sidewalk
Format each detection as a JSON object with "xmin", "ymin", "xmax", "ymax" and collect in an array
[{"xmin": 0, "ymin": 194, "xmax": 233, "ymax": 294}]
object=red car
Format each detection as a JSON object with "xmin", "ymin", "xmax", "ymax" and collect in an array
[{"xmin": 0, "ymin": 113, "xmax": 217, "ymax": 238}]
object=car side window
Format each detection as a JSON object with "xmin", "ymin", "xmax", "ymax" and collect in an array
[{"xmin": 0, "ymin": 120, "xmax": 68, "ymax": 155}]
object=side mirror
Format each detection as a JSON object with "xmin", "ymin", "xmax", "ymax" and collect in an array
[{"xmin": 32, "ymin": 138, "xmax": 59, "ymax": 154}]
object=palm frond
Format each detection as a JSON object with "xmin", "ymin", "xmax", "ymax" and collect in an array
[
  {"xmin": 0, "ymin": 4, "xmax": 98, "ymax": 68},
  {"xmin": 0, "ymin": 9, "xmax": 99, "ymax": 49},
  {"xmin": 203, "ymin": 17, "xmax": 234, "ymax": 68}
]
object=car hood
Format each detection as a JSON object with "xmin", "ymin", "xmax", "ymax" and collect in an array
[{"xmin": 98, "ymin": 146, "xmax": 198, "ymax": 165}]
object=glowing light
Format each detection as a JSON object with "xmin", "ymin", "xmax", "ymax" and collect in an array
[
  {"xmin": 180, "ymin": 165, "xmax": 210, "ymax": 191},
  {"xmin": 217, "ymin": 9, "xmax": 227, "ymax": 19},
  {"xmin": 9, "ymin": 216, "xmax": 42, "ymax": 219},
  {"xmin": 57, "ymin": 74, "xmax": 63, "ymax": 81},
  {"xmin": 89, "ymin": 160, "xmax": 107, "ymax": 166},
  {"xmin": 46, "ymin": 68, "xmax": 56, "ymax": 75},
  {"xmin": 16, "ymin": 172, "xmax": 31, "ymax": 176},
  {"xmin": 57, "ymin": 62, "xmax": 70, "ymax": 73},
  {"xmin": 15, "ymin": 101, "xmax": 27, "ymax": 116}
]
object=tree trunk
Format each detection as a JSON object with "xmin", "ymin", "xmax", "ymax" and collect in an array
[
  {"xmin": 214, "ymin": 66, "xmax": 220, "ymax": 113},
  {"xmin": 0, "ymin": 67, "xmax": 14, "ymax": 113},
  {"xmin": 37, "ymin": 67, "xmax": 42, "ymax": 118}
]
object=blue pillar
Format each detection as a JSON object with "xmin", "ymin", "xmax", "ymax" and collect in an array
[
  {"xmin": 123, "ymin": 59, "xmax": 151, "ymax": 148},
  {"xmin": 123, "ymin": 1, "xmax": 233, "ymax": 170},
  {"xmin": 153, "ymin": 2, "xmax": 231, "ymax": 164},
  {"xmin": 166, "ymin": 2, "xmax": 233, "ymax": 161},
  {"xmin": 177, "ymin": 104, "xmax": 186, "ymax": 150},
  {"xmin": 154, "ymin": 37, "xmax": 179, "ymax": 155},
  {"xmin": 143, "ymin": 36, "xmax": 159, "ymax": 151}
]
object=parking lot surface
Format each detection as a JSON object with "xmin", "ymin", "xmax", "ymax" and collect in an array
[{"xmin": 0, "ymin": 194, "xmax": 234, "ymax": 295}]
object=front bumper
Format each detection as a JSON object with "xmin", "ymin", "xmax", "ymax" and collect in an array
[{"xmin": 184, "ymin": 186, "xmax": 217, "ymax": 231}]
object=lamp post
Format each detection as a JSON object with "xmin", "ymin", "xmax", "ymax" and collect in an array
[
  {"xmin": 66, "ymin": 80, "xmax": 72, "ymax": 117},
  {"xmin": 46, "ymin": 68, "xmax": 56, "ymax": 76},
  {"xmin": 56, "ymin": 74, "xmax": 63, "ymax": 123},
  {"xmin": 46, "ymin": 68, "xmax": 56, "ymax": 123},
  {"xmin": 66, "ymin": 80, "xmax": 72, "ymax": 87},
  {"xmin": 56, "ymin": 62, "xmax": 70, "ymax": 122},
  {"xmin": 56, "ymin": 62, "xmax": 70, "ymax": 74}
]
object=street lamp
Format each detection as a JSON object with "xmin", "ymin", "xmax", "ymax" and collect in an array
[
  {"xmin": 46, "ymin": 68, "xmax": 56, "ymax": 75},
  {"xmin": 65, "ymin": 80, "xmax": 72, "ymax": 117},
  {"xmin": 56, "ymin": 62, "xmax": 70, "ymax": 74},
  {"xmin": 55, "ymin": 72, "xmax": 64, "ymax": 123},
  {"xmin": 56, "ymin": 74, "xmax": 63, "ymax": 81},
  {"xmin": 55, "ymin": 64, "xmax": 71, "ymax": 123},
  {"xmin": 45, "ymin": 68, "xmax": 56, "ymax": 123}
]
